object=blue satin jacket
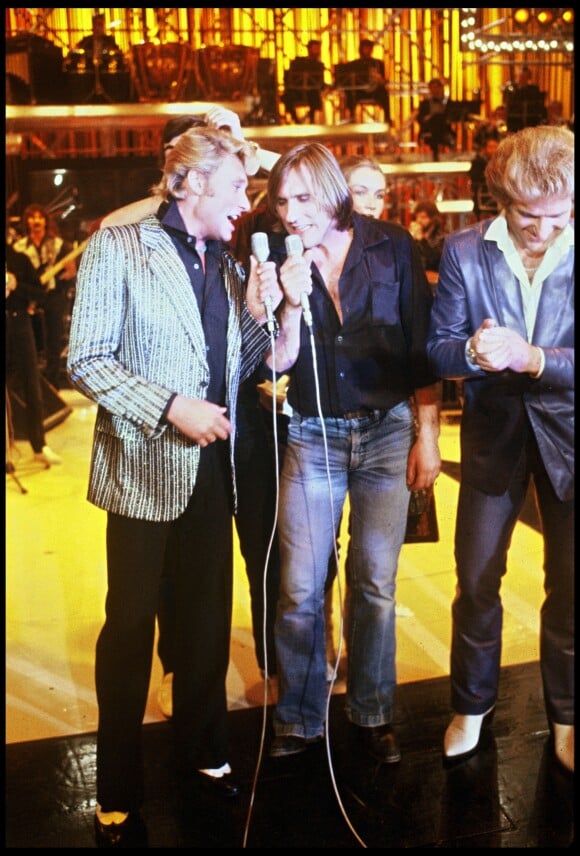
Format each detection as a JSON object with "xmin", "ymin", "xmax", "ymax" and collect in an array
[{"xmin": 426, "ymin": 219, "xmax": 574, "ymax": 502}]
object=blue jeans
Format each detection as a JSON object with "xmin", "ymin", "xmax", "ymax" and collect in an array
[{"xmin": 273, "ymin": 402, "xmax": 414, "ymax": 739}]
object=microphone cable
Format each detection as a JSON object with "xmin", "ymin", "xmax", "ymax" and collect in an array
[
  {"xmin": 242, "ymin": 312, "xmax": 281, "ymax": 849},
  {"xmin": 303, "ymin": 306, "xmax": 368, "ymax": 849},
  {"xmin": 242, "ymin": 247, "xmax": 368, "ymax": 848}
]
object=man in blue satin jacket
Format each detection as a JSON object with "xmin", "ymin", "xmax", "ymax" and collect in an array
[{"xmin": 426, "ymin": 125, "xmax": 574, "ymax": 774}]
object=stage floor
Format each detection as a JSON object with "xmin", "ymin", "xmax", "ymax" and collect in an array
[
  {"xmin": 6, "ymin": 389, "xmax": 546, "ymax": 745},
  {"xmin": 5, "ymin": 663, "xmax": 574, "ymax": 848}
]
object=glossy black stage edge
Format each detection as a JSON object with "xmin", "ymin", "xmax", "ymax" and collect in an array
[{"xmin": 6, "ymin": 662, "xmax": 574, "ymax": 849}]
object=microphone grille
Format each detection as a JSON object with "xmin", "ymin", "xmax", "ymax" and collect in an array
[
  {"xmin": 251, "ymin": 231, "xmax": 270, "ymax": 264},
  {"xmin": 285, "ymin": 234, "xmax": 303, "ymax": 256}
]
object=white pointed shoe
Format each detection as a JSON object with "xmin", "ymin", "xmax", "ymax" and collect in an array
[
  {"xmin": 552, "ymin": 722, "xmax": 574, "ymax": 774},
  {"xmin": 443, "ymin": 706, "xmax": 495, "ymax": 765},
  {"xmin": 33, "ymin": 445, "xmax": 62, "ymax": 466}
]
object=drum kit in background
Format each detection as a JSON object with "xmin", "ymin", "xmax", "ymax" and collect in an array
[
  {"xmin": 61, "ymin": 40, "xmax": 261, "ymax": 106},
  {"xmin": 63, "ymin": 46, "xmax": 131, "ymax": 103}
]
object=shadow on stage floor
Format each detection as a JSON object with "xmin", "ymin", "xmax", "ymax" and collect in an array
[{"xmin": 6, "ymin": 661, "xmax": 573, "ymax": 849}]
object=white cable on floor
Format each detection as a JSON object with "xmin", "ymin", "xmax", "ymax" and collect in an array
[
  {"xmin": 243, "ymin": 297, "xmax": 368, "ymax": 848},
  {"xmin": 306, "ymin": 321, "xmax": 368, "ymax": 849},
  {"xmin": 243, "ymin": 324, "xmax": 280, "ymax": 849}
]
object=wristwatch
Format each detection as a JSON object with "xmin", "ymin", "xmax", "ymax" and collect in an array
[{"xmin": 466, "ymin": 337, "xmax": 478, "ymax": 366}]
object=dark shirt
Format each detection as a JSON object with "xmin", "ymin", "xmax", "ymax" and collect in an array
[
  {"xmin": 286, "ymin": 57, "xmax": 325, "ymax": 86},
  {"xmin": 160, "ymin": 201, "xmax": 228, "ymax": 405},
  {"xmin": 269, "ymin": 213, "xmax": 437, "ymax": 417},
  {"xmin": 417, "ymin": 97, "xmax": 454, "ymax": 147},
  {"xmin": 283, "ymin": 57, "xmax": 325, "ymax": 115},
  {"xmin": 504, "ymin": 84, "xmax": 547, "ymax": 131},
  {"xmin": 6, "ymin": 243, "xmax": 46, "ymax": 313},
  {"xmin": 414, "ymin": 228, "xmax": 447, "ymax": 273},
  {"xmin": 12, "ymin": 234, "xmax": 74, "ymax": 293},
  {"xmin": 339, "ymin": 57, "xmax": 390, "ymax": 119}
]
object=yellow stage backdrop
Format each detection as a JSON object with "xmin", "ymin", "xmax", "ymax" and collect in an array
[{"xmin": 5, "ymin": 7, "xmax": 574, "ymax": 128}]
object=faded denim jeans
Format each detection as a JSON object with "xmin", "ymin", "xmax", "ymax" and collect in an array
[{"xmin": 273, "ymin": 401, "xmax": 414, "ymax": 739}]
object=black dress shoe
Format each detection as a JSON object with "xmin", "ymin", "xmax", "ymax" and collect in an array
[
  {"xmin": 193, "ymin": 770, "xmax": 241, "ymax": 798},
  {"xmin": 269, "ymin": 733, "xmax": 324, "ymax": 758},
  {"xmin": 94, "ymin": 812, "xmax": 148, "ymax": 848},
  {"xmin": 354, "ymin": 724, "xmax": 401, "ymax": 764},
  {"xmin": 270, "ymin": 734, "xmax": 307, "ymax": 758}
]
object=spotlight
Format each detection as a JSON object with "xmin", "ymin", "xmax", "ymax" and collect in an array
[
  {"xmin": 560, "ymin": 8, "xmax": 574, "ymax": 32},
  {"xmin": 513, "ymin": 8, "xmax": 531, "ymax": 28},
  {"xmin": 536, "ymin": 8, "xmax": 555, "ymax": 28}
]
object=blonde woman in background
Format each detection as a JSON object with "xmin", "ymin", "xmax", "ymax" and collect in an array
[{"xmin": 340, "ymin": 155, "xmax": 389, "ymax": 220}]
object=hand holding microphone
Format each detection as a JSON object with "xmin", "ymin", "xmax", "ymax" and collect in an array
[{"xmin": 250, "ymin": 232, "xmax": 280, "ymax": 334}]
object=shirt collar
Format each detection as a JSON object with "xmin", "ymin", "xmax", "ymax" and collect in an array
[
  {"xmin": 160, "ymin": 198, "xmax": 220, "ymax": 257},
  {"xmin": 485, "ymin": 212, "xmax": 574, "ymax": 257}
]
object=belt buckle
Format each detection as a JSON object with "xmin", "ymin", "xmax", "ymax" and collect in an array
[{"xmin": 344, "ymin": 408, "xmax": 386, "ymax": 421}]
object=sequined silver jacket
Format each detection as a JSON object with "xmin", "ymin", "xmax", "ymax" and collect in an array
[{"xmin": 67, "ymin": 216, "xmax": 269, "ymax": 520}]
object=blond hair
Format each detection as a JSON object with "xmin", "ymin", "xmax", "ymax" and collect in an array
[
  {"xmin": 153, "ymin": 127, "xmax": 259, "ymax": 201},
  {"xmin": 485, "ymin": 125, "xmax": 574, "ymax": 209}
]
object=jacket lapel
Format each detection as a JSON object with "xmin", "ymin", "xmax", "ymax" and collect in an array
[
  {"xmin": 484, "ymin": 242, "xmax": 526, "ymax": 339},
  {"xmin": 140, "ymin": 218, "xmax": 209, "ymax": 366},
  {"xmin": 532, "ymin": 260, "xmax": 574, "ymax": 344}
]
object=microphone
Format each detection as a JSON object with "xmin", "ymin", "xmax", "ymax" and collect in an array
[
  {"xmin": 284, "ymin": 233, "xmax": 303, "ymax": 258},
  {"xmin": 251, "ymin": 231, "xmax": 276, "ymax": 334},
  {"xmin": 251, "ymin": 231, "xmax": 270, "ymax": 264},
  {"xmin": 284, "ymin": 234, "xmax": 313, "ymax": 328}
]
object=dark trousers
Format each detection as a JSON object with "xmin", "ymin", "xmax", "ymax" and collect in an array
[
  {"xmin": 234, "ymin": 396, "xmax": 281, "ymax": 673},
  {"xmin": 6, "ymin": 311, "xmax": 46, "ymax": 453},
  {"xmin": 346, "ymin": 86, "xmax": 390, "ymax": 122},
  {"xmin": 42, "ymin": 289, "xmax": 68, "ymax": 389},
  {"xmin": 282, "ymin": 90, "xmax": 322, "ymax": 123},
  {"xmin": 156, "ymin": 387, "xmax": 281, "ymax": 676},
  {"xmin": 96, "ymin": 443, "xmax": 233, "ymax": 812},
  {"xmin": 451, "ymin": 429, "xmax": 574, "ymax": 724}
]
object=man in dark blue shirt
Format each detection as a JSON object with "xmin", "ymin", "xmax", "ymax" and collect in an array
[{"xmin": 248, "ymin": 142, "xmax": 441, "ymax": 764}]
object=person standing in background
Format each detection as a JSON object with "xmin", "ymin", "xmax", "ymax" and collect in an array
[
  {"xmin": 545, "ymin": 99, "xmax": 569, "ymax": 128},
  {"xmin": 503, "ymin": 66, "xmax": 547, "ymax": 132},
  {"xmin": 68, "ymin": 125, "xmax": 270, "ymax": 847},
  {"xmin": 426, "ymin": 125, "xmax": 574, "ymax": 774},
  {"xmin": 342, "ymin": 39, "xmax": 391, "ymax": 124},
  {"xmin": 339, "ymin": 155, "xmax": 388, "ymax": 220},
  {"xmin": 75, "ymin": 12, "xmax": 122, "ymax": 66},
  {"xmin": 13, "ymin": 204, "xmax": 77, "ymax": 389},
  {"xmin": 336, "ymin": 154, "xmax": 416, "ymax": 629},
  {"xmin": 281, "ymin": 39, "xmax": 328, "ymax": 125},
  {"xmin": 415, "ymin": 78, "xmax": 455, "ymax": 161},
  {"xmin": 472, "ymin": 105, "xmax": 508, "ymax": 151},
  {"xmin": 408, "ymin": 200, "xmax": 447, "ymax": 280},
  {"xmin": 469, "ymin": 135, "xmax": 500, "ymax": 221},
  {"xmin": 6, "ymin": 242, "xmax": 62, "ymax": 466}
]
